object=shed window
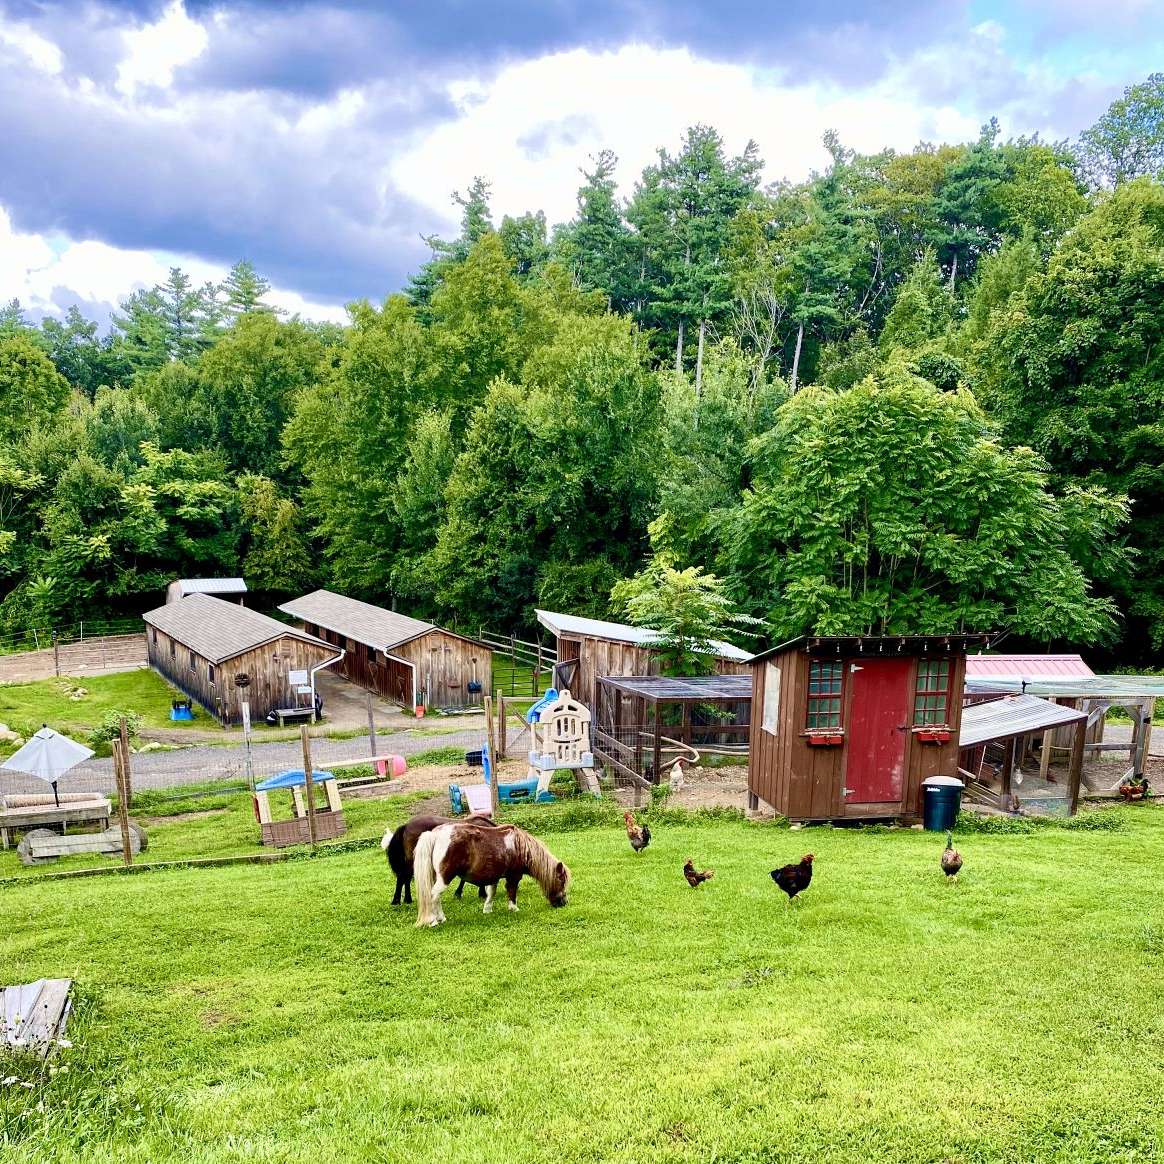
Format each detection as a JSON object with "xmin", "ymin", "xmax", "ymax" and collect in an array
[
  {"xmin": 150, "ymin": 627, "xmax": 157, "ymax": 646},
  {"xmin": 914, "ymin": 660, "xmax": 950, "ymax": 725},
  {"xmin": 366, "ymin": 644, "xmax": 376, "ymax": 663},
  {"xmin": 208, "ymin": 664, "xmax": 216, "ymax": 685},
  {"xmin": 189, "ymin": 649, "xmax": 197, "ymax": 674},
  {"xmin": 805, "ymin": 661, "xmax": 843, "ymax": 729},
  {"xmin": 762, "ymin": 661, "xmax": 781, "ymax": 736},
  {"xmin": 170, "ymin": 641, "xmax": 175, "ymax": 660}
]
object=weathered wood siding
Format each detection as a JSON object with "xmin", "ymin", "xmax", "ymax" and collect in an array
[
  {"xmin": 297, "ymin": 623, "xmax": 490, "ymax": 710},
  {"xmin": 749, "ymin": 645, "xmax": 966, "ymax": 822},
  {"xmin": 146, "ymin": 628, "xmax": 336, "ymax": 725},
  {"xmin": 559, "ymin": 633, "xmax": 748, "ymax": 709}
]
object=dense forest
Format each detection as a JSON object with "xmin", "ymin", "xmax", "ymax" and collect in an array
[{"xmin": 2, "ymin": 74, "xmax": 1163, "ymax": 662}]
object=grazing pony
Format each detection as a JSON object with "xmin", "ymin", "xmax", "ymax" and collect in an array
[
  {"xmin": 413, "ymin": 820, "xmax": 570, "ymax": 927},
  {"xmin": 382, "ymin": 813, "xmax": 496, "ymax": 905}
]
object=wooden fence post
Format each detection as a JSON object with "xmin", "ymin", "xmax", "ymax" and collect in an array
[
  {"xmin": 498, "ymin": 695, "xmax": 507, "ymax": 760},
  {"xmin": 118, "ymin": 716, "xmax": 133, "ymax": 810},
  {"xmin": 113, "ymin": 739, "xmax": 133, "ymax": 867},
  {"xmin": 52, "ymin": 632, "xmax": 60, "ymax": 678},
  {"xmin": 366, "ymin": 690, "xmax": 377, "ymax": 759},
  {"xmin": 484, "ymin": 695, "xmax": 500, "ymax": 816},
  {"xmin": 300, "ymin": 725, "xmax": 318, "ymax": 849}
]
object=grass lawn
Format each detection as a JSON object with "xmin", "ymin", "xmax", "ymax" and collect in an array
[
  {"xmin": 1, "ymin": 806, "xmax": 1162, "ymax": 1162},
  {"xmin": 0, "ymin": 671, "xmax": 200, "ymax": 751}
]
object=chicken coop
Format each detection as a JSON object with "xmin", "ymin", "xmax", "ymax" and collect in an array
[
  {"xmin": 591, "ymin": 673, "xmax": 752, "ymax": 798},
  {"xmin": 748, "ymin": 633, "xmax": 991, "ymax": 823}
]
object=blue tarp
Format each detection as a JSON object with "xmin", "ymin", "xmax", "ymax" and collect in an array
[{"xmin": 255, "ymin": 769, "xmax": 336, "ymax": 791}]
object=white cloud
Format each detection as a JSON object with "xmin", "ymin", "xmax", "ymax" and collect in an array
[
  {"xmin": 116, "ymin": 0, "xmax": 209, "ymax": 97},
  {"xmin": 391, "ymin": 44, "xmax": 983, "ymax": 230},
  {"xmin": 0, "ymin": 206, "xmax": 347, "ymax": 327},
  {"xmin": 0, "ymin": 20, "xmax": 64, "ymax": 75}
]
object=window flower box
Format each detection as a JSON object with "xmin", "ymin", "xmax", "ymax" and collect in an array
[
  {"xmin": 804, "ymin": 731, "xmax": 844, "ymax": 747},
  {"xmin": 913, "ymin": 727, "xmax": 950, "ymax": 744}
]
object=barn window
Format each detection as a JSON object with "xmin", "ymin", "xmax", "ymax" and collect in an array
[
  {"xmin": 208, "ymin": 664, "xmax": 216, "ymax": 685},
  {"xmin": 805, "ymin": 661, "xmax": 843, "ymax": 729},
  {"xmin": 366, "ymin": 644, "xmax": 376, "ymax": 663},
  {"xmin": 150, "ymin": 627, "xmax": 157, "ymax": 645},
  {"xmin": 170, "ymin": 640, "xmax": 175, "ymax": 659},
  {"xmin": 189, "ymin": 650, "xmax": 197, "ymax": 674},
  {"xmin": 914, "ymin": 660, "xmax": 951, "ymax": 725}
]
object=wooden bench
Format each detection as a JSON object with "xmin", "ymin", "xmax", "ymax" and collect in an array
[
  {"xmin": 273, "ymin": 706, "xmax": 317, "ymax": 727},
  {"xmin": 17, "ymin": 822, "xmax": 146, "ymax": 865},
  {"xmin": 0, "ymin": 795, "xmax": 112, "ymax": 850}
]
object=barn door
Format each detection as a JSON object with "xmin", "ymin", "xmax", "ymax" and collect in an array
[{"xmin": 844, "ymin": 658, "xmax": 912, "ymax": 805}]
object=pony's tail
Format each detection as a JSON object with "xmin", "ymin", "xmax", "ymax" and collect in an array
[
  {"xmin": 413, "ymin": 828, "xmax": 439, "ymax": 926},
  {"xmin": 381, "ymin": 825, "xmax": 395, "ymax": 859}
]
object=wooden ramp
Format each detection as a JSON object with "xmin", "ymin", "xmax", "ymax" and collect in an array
[{"xmin": 1, "ymin": 979, "xmax": 72, "ymax": 1057}]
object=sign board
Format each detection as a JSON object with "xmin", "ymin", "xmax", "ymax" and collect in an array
[
  {"xmin": 297, "ymin": 686, "xmax": 313, "ymax": 696},
  {"xmin": 288, "ymin": 670, "xmax": 309, "ymax": 686}
]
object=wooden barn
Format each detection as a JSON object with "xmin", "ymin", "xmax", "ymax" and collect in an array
[
  {"xmin": 166, "ymin": 577, "xmax": 247, "ymax": 605},
  {"xmin": 143, "ymin": 594, "xmax": 342, "ymax": 726},
  {"xmin": 748, "ymin": 633, "xmax": 991, "ymax": 823},
  {"xmin": 535, "ymin": 609, "xmax": 752, "ymax": 710},
  {"xmin": 279, "ymin": 590, "xmax": 492, "ymax": 710}
]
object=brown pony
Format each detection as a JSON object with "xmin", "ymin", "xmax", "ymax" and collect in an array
[
  {"xmin": 413, "ymin": 820, "xmax": 570, "ymax": 927},
  {"xmin": 381, "ymin": 813, "xmax": 496, "ymax": 905}
]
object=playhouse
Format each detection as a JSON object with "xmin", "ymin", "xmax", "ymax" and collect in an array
[
  {"xmin": 747, "ymin": 633, "xmax": 991, "ymax": 822},
  {"xmin": 253, "ymin": 768, "xmax": 346, "ymax": 847}
]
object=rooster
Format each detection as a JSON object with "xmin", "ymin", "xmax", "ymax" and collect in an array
[
  {"xmin": 770, "ymin": 854, "xmax": 813, "ymax": 903},
  {"xmin": 623, "ymin": 810, "xmax": 651, "ymax": 853},
  {"xmin": 683, "ymin": 858, "xmax": 714, "ymax": 887},
  {"xmin": 941, "ymin": 832, "xmax": 963, "ymax": 881}
]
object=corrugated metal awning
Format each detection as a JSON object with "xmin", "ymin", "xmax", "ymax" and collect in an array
[
  {"xmin": 959, "ymin": 694, "xmax": 1086, "ymax": 749},
  {"xmin": 965, "ymin": 653, "xmax": 1093, "ymax": 678},
  {"xmin": 964, "ymin": 674, "xmax": 1164, "ymax": 698}
]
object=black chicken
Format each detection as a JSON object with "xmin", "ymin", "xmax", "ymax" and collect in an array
[{"xmin": 770, "ymin": 853, "xmax": 814, "ymax": 903}]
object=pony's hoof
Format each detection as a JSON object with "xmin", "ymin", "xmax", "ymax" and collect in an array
[
  {"xmin": 507, "ymin": 903, "xmax": 519, "ymax": 913},
  {"xmin": 483, "ymin": 903, "xmax": 493, "ymax": 914}
]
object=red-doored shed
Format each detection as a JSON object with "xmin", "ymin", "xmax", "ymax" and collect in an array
[{"xmin": 748, "ymin": 633, "xmax": 991, "ymax": 822}]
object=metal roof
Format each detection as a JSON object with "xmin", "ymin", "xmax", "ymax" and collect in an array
[
  {"xmin": 143, "ymin": 594, "xmax": 331, "ymax": 664},
  {"xmin": 959, "ymin": 694, "xmax": 1087, "ymax": 749},
  {"xmin": 595, "ymin": 673, "xmax": 754, "ymax": 701},
  {"xmin": 173, "ymin": 577, "xmax": 247, "ymax": 596},
  {"xmin": 535, "ymin": 609, "xmax": 752, "ymax": 663},
  {"xmin": 279, "ymin": 590, "xmax": 488, "ymax": 652},
  {"xmin": 751, "ymin": 632, "xmax": 994, "ymax": 663},
  {"xmin": 964, "ymin": 673, "xmax": 1164, "ymax": 698},
  {"xmin": 965, "ymin": 653, "xmax": 1093, "ymax": 679},
  {"xmin": 255, "ymin": 769, "xmax": 337, "ymax": 791}
]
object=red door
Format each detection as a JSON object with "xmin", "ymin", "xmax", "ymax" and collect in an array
[{"xmin": 844, "ymin": 658, "xmax": 912, "ymax": 804}]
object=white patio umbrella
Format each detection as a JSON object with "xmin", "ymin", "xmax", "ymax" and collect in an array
[{"xmin": 1, "ymin": 726, "xmax": 95, "ymax": 806}]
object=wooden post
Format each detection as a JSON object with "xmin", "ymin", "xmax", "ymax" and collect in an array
[
  {"xmin": 1000, "ymin": 739, "xmax": 1015, "ymax": 812},
  {"xmin": 365, "ymin": 690, "xmax": 377, "ymax": 759},
  {"xmin": 536, "ymin": 642, "xmax": 543, "ymax": 687},
  {"xmin": 484, "ymin": 695, "xmax": 500, "ymax": 816},
  {"xmin": 1067, "ymin": 719, "xmax": 1086, "ymax": 816},
  {"xmin": 1038, "ymin": 728, "xmax": 1053, "ymax": 784},
  {"xmin": 498, "ymin": 695, "xmax": 507, "ymax": 760},
  {"xmin": 118, "ymin": 716, "xmax": 133, "ymax": 810},
  {"xmin": 52, "ymin": 631, "xmax": 60, "ymax": 677},
  {"xmin": 300, "ymin": 725, "xmax": 318, "ymax": 849},
  {"xmin": 113, "ymin": 739, "xmax": 133, "ymax": 867}
]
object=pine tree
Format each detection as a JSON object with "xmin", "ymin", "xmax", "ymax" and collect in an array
[{"xmin": 221, "ymin": 260, "xmax": 282, "ymax": 320}]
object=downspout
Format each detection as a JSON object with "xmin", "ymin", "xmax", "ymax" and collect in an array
[
  {"xmin": 309, "ymin": 648, "xmax": 345, "ymax": 711},
  {"xmin": 386, "ymin": 653, "xmax": 417, "ymax": 711}
]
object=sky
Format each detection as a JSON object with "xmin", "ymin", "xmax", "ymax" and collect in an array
[{"xmin": 1, "ymin": 0, "xmax": 1162, "ymax": 328}]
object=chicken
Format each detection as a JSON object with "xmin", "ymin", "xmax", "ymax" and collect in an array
[
  {"xmin": 941, "ymin": 832, "xmax": 963, "ymax": 881},
  {"xmin": 623, "ymin": 810, "xmax": 651, "ymax": 853},
  {"xmin": 770, "ymin": 853, "xmax": 814, "ymax": 902},
  {"xmin": 683, "ymin": 858, "xmax": 714, "ymax": 887},
  {"xmin": 668, "ymin": 758, "xmax": 687, "ymax": 793}
]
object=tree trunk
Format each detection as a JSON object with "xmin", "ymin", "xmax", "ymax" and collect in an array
[
  {"xmin": 695, "ymin": 319, "xmax": 706, "ymax": 401},
  {"xmin": 675, "ymin": 319, "xmax": 685, "ymax": 373},
  {"xmin": 790, "ymin": 322, "xmax": 804, "ymax": 393},
  {"xmin": 948, "ymin": 253, "xmax": 958, "ymax": 292}
]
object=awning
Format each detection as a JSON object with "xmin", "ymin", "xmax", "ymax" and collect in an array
[{"xmin": 959, "ymin": 694, "xmax": 1087, "ymax": 750}]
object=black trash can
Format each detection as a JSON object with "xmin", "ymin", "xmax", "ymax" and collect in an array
[
  {"xmin": 465, "ymin": 749, "xmax": 484, "ymax": 767},
  {"xmin": 922, "ymin": 775, "xmax": 964, "ymax": 831}
]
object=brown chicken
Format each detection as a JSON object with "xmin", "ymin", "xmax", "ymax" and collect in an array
[
  {"xmin": 623, "ymin": 811, "xmax": 651, "ymax": 853},
  {"xmin": 941, "ymin": 832, "xmax": 963, "ymax": 880},
  {"xmin": 683, "ymin": 858, "xmax": 714, "ymax": 887},
  {"xmin": 770, "ymin": 853, "xmax": 814, "ymax": 902}
]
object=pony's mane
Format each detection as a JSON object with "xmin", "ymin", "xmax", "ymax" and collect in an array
[{"xmin": 513, "ymin": 826, "xmax": 570, "ymax": 891}]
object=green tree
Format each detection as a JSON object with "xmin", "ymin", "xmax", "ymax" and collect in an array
[
  {"xmin": 879, "ymin": 253, "xmax": 955, "ymax": 355},
  {"xmin": 221, "ymin": 260, "xmax": 282, "ymax": 319},
  {"xmin": 611, "ymin": 559, "xmax": 762, "ymax": 675},
  {"xmin": 407, "ymin": 177, "xmax": 495, "ymax": 313},
  {"xmin": 39, "ymin": 307, "xmax": 112, "ymax": 397},
  {"xmin": 0, "ymin": 335, "xmax": 70, "ymax": 445},
  {"xmin": 553, "ymin": 150, "xmax": 632, "ymax": 304},
  {"xmin": 1079, "ymin": 73, "xmax": 1164, "ymax": 187},
  {"xmin": 725, "ymin": 367, "xmax": 1126, "ymax": 643},
  {"xmin": 237, "ymin": 474, "xmax": 315, "ymax": 593}
]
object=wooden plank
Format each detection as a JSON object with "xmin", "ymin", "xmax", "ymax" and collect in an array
[
  {"xmin": 2, "ymin": 979, "xmax": 72, "ymax": 1057},
  {"xmin": 484, "ymin": 695, "xmax": 500, "ymax": 816},
  {"xmin": 1067, "ymin": 718, "xmax": 1086, "ymax": 816},
  {"xmin": 118, "ymin": 715, "xmax": 133, "ymax": 809}
]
